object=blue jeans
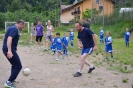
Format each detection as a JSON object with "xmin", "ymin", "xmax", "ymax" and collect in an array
[{"xmin": 3, "ymin": 51, "xmax": 22, "ymax": 82}]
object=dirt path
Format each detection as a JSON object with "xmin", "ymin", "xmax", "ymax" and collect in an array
[{"xmin": 0, "ymin": 40, "xmax": 133, "ymax": 88}]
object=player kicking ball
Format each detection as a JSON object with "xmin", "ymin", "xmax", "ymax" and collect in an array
[{"xmin": 74, "ymin": 22, "xmax": 98, "ymax": 77}]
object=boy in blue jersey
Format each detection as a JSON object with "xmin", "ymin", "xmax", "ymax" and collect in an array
[
  {"xmin": 62, "ymin": 32, "xmax": 69, "ymax": 56},
  {"xmin": 105, "ymin": 31, "xmax": 114, "ymax": 61},
  {"xmin": 56, "ymin": 32, "xmax": 63, "ymax": 61},
  {"xmin": 124, "ymin": 28, "xmax": 131, "ymax": 47},
  {"xmin": 74, "ymin": 22, "xmax": 98, "ymax": 77},
  {"xmin": 69, "ymin": 28, "xmax": 74, "ymax": 47},
  {"xmin": 50, "ymin": 34, "xmax": 56, "ymax": 55},
  {"xmin": 100, "ymin": 27, "xmax": 104, "ymax": 44}
]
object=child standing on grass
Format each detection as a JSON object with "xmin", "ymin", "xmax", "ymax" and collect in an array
[
  {"xmin": 124, "ymin": 28, "xmax": 131, "ymax": 47},
  {"xmin": 56, "ymin": 32, "xmax": 63, "ymax": 61},
  {"xmin": 62, "ymin": 32, "xmax": 69, "ymax": 57},
  {"xmin": 69, "ymin": 28, "xmax": 74, "ymax": 47},
  {"xmin": 100, "ymin": 27, "xmax": 104, "ymax": 44},
  {"xmin": 50, "ymin": 34, "xmax": 56, "ymax": 55},
  {"xmin": 105, "ymin": 31, "xmax": 114, "ymax": 61}
]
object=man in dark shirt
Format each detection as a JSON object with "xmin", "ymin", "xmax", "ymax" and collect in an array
[
  {"xmin": 74, "ymin": 22, "xmax": 98, "ymax": 77},
  {"xmin": 2, "ymin": 20, "xmax": 25, "ymax": 88},
  {"xmin": 82, "ymin": 18, "xmax": 90, "ymax": 29}
]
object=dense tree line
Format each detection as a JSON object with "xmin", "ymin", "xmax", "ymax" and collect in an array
[{"xmin": 0, "ymin": 0, "xmax": 75, "ymax": 12}]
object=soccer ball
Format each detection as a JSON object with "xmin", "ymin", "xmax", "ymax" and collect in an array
[{"xmin": 22, "ymin": 68, "xmax": 31, "ymax": 76}]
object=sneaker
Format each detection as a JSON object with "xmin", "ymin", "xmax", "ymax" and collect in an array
[
  {"xmin": 88, "ymin": 67, "xmax": 95, "ymax": 73},
  {"xmin": 62, "ymin": 55, "xmax": 65, "ymax": 59},
  {"xmin": 74, "ymin": 72, "xmax": 82, "ymax": 77},
  {"xmin": 44, "ymin": 48, "xmax": 48, "ymax": 51},
  {"xmin": 56, "ymin": 58, "xmax": 59, "ymax": 61},
  {"xmin": 4, "ymin": 81, "xmax": 16, "ymax": 88},
  {"xmin": 104, "ymin": 57, "xmax": 108, "ymax": 61},
  {"xmin": 38, "ymin": 47, "xmax": 40, "ymax": 49}
]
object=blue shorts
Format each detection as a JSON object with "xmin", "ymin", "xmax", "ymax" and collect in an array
[
  {"xmin": 70, "ymin": 37, "xmax": 74, "ymax": 42},
  {"xmin": 100, "ymin": 35, "xmax": 104, "ymax": 40},
  {"xmin": 57, "ymin": 46, "xmax": 62, "ymax": 52},
  {"xmin": 46, "ymin": 35, "xmax": 52, "ymax": 42},
  {"xmin": 106, "ymin": 46, "xmax": 113, "ymax": 53},
  {"xmin": 51, "ymin": 45, "xmax": 56, "ymax": 51},
  {"xmin": 81, "ymin": 47, "xmax": 93, "ymax": 55},
  {"xmin": 125, "ymin": 39, "xmax": 129, "ymax": 43}
]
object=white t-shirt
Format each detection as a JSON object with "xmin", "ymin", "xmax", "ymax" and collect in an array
[{"xmin": 47, "ymin": 25, "xmax": 53, "ymax": 36}]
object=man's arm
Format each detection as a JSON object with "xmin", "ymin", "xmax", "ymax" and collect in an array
[
  {"xmin": 51, "ymin": 26, "xmax": 54, "ymax": 32},
  {"xmin": 7, "ymin": 36, "xmax": 13, "ymax": 59},
  {"xmin": 93, "ymin": 34, "xmax": 98, "ymax": 50},
  {"xmin": 78, "ymin": 39, "xmax": 83, "ymax": 48}
]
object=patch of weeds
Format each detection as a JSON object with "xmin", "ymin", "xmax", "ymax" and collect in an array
[
  {"xmin": 107, "ymin": 66, "xmax": 119, "ymax": 70},
  {"xmin": 113, "ymin": 72, "xmax": 119, "ymax": 75},
  {"xmin": 96, "ymin": 52, "xmax": 99, "ymax": 55},
  {"xmin": 98, "ymin": 78, "xmax": 102, "ymax": 80},
  {"xmin": 49, "ymin": 62, "xmax": 59, "ymax": 64},
  {"xmin": 66, "ymin": 62, "xmax": 76, "ymax": 65},
  {"xmin": 82, "ymin": 83, "xmax": 89, "ymax": 86},
  {"xmin": 95, "ymin": 81, "xmax": 98, "ymax": 83},
  {"xmin": 101, "ymin": 53, "xmax": 104, "ymax": 56},
  {"xmin": 93, "ymin": 55, "xmax": 96, "ymax": 57},
  {"xmin": 0, "ymin": 36, "xmax": 3, "ymax": 39},
  {"xmin": 113, "ymin": 84, "xmax": 118, "ymax": 88},
  {"xmin": 100, "ymin": 82, "xmax": 104, "ymax": 85},
  {"xmin": 132, "ymin": 84, "xmax": 133, "ymax": 88},
  {"xmin": 120, "ymin": 68, "xmax": 133, "ymax": 73},
  {"xmin": 122, "ymin": 78, "xmax": 129, "ymax": 83},
  {"xmin": 76, "ymin": 55, "xmax": 80, "ymax": 58},
  {"xmin": 88, "ymin": 76, "xmax": 91, "ymax": 78}
]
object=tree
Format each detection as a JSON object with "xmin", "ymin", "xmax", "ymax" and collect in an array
[
  {"xmin": 82, "ymin": 9, "xmax": 91, "ymax": 19},
  {"xmin": 7, "ymin": 0, "xmax": 22, "ymax": 12}
]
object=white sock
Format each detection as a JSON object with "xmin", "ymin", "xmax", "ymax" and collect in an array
[
  {"xmin": 90, "ymin": 64, "xmax": 94, "ymax": 68},
  {"xmin": 78, "ymin": 69, "xmax": 82, "ymax": 73},
  {"xmin": 7, "ymin": 81, "xmax": 10, "ymax": 83}
]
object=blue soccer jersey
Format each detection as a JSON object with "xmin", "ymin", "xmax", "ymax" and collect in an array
[
  {"xmin": 124, "ymin": 32, "xmax": 130, "ymax": 43},
  {"xmin": 62, "ymin": 36, "xmax": 69, "ymax": 48},
  {"xmin": 100, "ymin": 30, "xmax": 104, "ymax": 39},
  {"xmin": 105, "ymin": 36, "xmax": 113, "ymax": 53},
  {"xmin": 51, "ymin": 38, "xmax": 57, "ymax": 50},
  {"xmin": 70, "ymin": 32, "xmax": 74, "ymax": 41},
  {"xmin": 56, "ymin": 37, "xmax": 62, "ymax": 52}
]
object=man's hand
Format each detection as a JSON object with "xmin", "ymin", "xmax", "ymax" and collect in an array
[
  {"xmin": 7, "ymin": 51, "xmax": 13, "ymax": 59},
  {"xmin": 79, "ymin": 44, "xmax": 83, "ymax": 48},
  {"xmin": 93, "ymin": 45, "xmax": 97, "ymax": 51}
]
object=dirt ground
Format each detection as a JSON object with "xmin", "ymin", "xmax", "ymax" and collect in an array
[{"xmin": 0, "ymin": 40, "xmax": 133, "ymax": 88}]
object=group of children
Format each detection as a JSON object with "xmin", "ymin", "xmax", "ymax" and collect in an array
[
  {"xmin": 50, "ymin": 29, "xmax": 74, "ymax": 61},
  {"xmin": 100, "ymin": 27, "xmax": 131, "ymax": 61}
]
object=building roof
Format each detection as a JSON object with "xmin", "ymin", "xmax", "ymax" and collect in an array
[{"xmin": 61, "ymin": 5, "xmax": 72, "ymax": 10}]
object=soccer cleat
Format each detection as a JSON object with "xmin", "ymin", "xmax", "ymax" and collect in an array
[
  {"xmin": 88, "ymin": 67, "xmax": 95, "ymax": 73},
  {"xmin": 62, "ymin": 55, "xmax": 65, "ymax": 59},
  {"xmin": 56, "ymin": 58, "xmax": 59, "ymax": 61},
  {"xmin": 4, "ymin": 81, "xmax": 16, "ymax": 88},
  {"xmin": 74, "ymin": 72, "xmax": 82, "ymax": 77},
  {"xmin": 104, "ymin": 57, "xmax": 108, "ymax": 61}
]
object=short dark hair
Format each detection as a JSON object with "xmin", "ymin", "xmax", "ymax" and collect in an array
[
  {"xmin": 56, "ymin": 32, "xmax": 60, "ymax": 36},
  {"xmin": 16, "ymin": 20, "xmax": 25, "ymax": 24},
  {"xmin": 76, "ymin": 22, "xmax": 83, "ymax": 26},
  {"xmin": 38, "ymin": 21, "xmax": 42, "ymax": 23}
]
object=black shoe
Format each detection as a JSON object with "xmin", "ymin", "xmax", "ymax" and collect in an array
[
  {"xmin": 88, "ymin": 67, "xmax": 95, "ymax": 73},
  {"xmin": 74, "ymin": 72, "xmax": 82, "ymax": 77}
]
